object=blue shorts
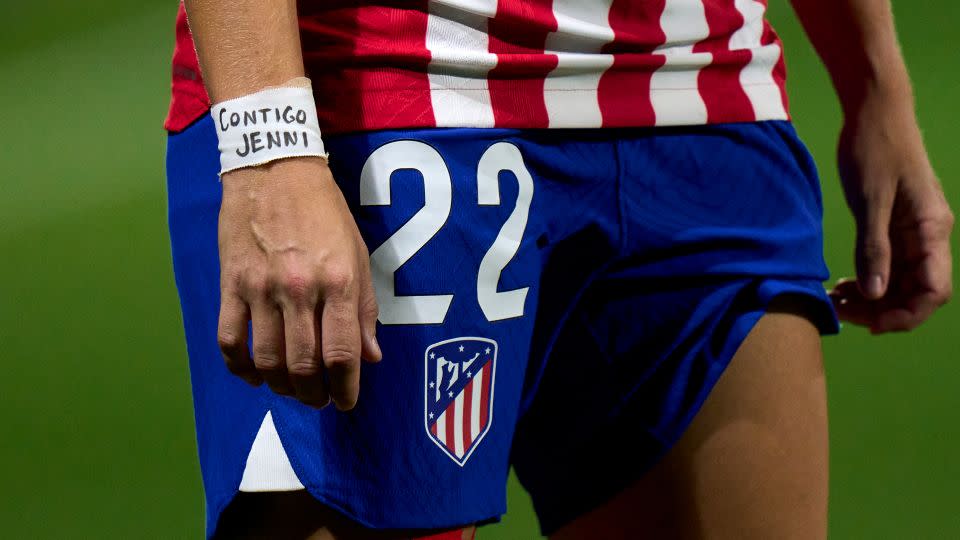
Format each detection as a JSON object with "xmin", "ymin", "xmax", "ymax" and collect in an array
[{"xmin": 166, "ymin": 117, "xmax": 838, "ymax": 537}]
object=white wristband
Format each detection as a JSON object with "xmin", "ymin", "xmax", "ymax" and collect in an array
[{"xmin": 210, "ymin": 81, "xmax": 327, "ymax": 175}]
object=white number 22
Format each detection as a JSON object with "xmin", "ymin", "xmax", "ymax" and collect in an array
[{"xmin": 360, "ymin": 141, "xmax": 533, "ymax": 325}]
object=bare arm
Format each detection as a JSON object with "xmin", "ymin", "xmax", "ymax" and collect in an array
[
  {"xmin": 791, "ymin": 0, "xmax": 953, "ymax": 332},
  {"xmin": 184, "ymin": 0, "xmax": 382, "ymax": 409},
  {"xmin": 185, "ymin": 0, "xmax": 304, "ymax": 101},
  {"xmin": 790, "ymin": 0, "xmax": 910, "ymax": 116}
]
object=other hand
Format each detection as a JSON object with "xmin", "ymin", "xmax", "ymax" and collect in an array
[{"xmin": 830, "ymin": 94, "xmax": 954, "ymax": 333}]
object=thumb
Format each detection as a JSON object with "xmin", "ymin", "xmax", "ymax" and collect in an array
[{"xmin": 855, "ymin": 190, "xmax": 894, "ymax": 300}]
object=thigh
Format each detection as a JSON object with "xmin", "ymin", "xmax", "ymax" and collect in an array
[{"xmin": 551, "ymin": 298, "xmax": 828, "ymax": 540}]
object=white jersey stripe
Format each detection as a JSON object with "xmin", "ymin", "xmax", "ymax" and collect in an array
[
  {"xmin": 730, "ymin": 0, "xmax": 787, "ymax": 120},
  {"xmin": 425, "ymin": 0, "xmax": 498, "ymax": 127},
  {"xmin": 436, "ymin": 410, "xmax": 447, "ymax": 445},
  {"xmin": 543, "ymin": 0, "xmax": 615, "ymax": 127},
  {"xmin": 470, "ymin": 368, "xmax": 483, "ymax": 440},
  {"xmin": 453, "ymin": 392, "xmax": 465, "ymax": 457},
  {"xmin": 650, "ymin": 0, "xmax": 711, "ymax": 126}
]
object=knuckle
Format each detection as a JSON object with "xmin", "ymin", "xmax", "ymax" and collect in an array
[
  {"xmin": 899, "ymin": 321, "xmax": 920, "ymax": 332},
  {"xmin": 276, "ymin": 271, "xmax": 316, "ymax": 302},
  {"xmin": 938, "ymin": 208, "xmax": 955, "ymax": 234},
  {"xmin": 220, "ymin": 281, "xmax": 242, "ymax": 299},
  {"xmin": 323, "ymin": 348, "xmax": 357, "ymax": 370},
  {"xmin": 217, "ymin": 331, "xmax": 245, "ymax": 353},
  {"xmin": 221, "ymin": 267, "xmax": 244, "ymax": 287},
  {"xmin": 936, "ymin": 286, "xmax": 952, "ymax": 306},
  {"xmin": 877, "ymin": 321, "xmax": 910, "ymax": 334},
  {"xmin": 220, "ymin": 268, "xmax": 246, "ymax": 296},
  {"xmin": 241, "ymin": 273, "xmax": 269, "ymax": 297},
  {"xmin": 320, "ymin": 265, "xmax": 356, "ymax": 293},
  {"xmin": 358, "ymin": 239, "xmax": 371, "ymax": 259},
  {"xmin": 288, "ymin": 358, "xmax": 321, "ymax": 378},
  {"xmin": 252, "ymin": 351, "xmax": 284, "ymax": 371},
  {"xmin": 918, "ymin": 214, "xmax": 953, "ymax": 240},
  {"xmin": 859, "ymin": 239, "xmax": 889, "ymax": 262},
  {"xmin": 361, "ymin": 293, "xmax": 380, "ymax": 321},
  {"xmin": 292, "ymin": 341, "xmax": 317, "ymax": 362},
  {"xmin": 893, "ymin": 314, "xmax": 924, "ymax": 332}
]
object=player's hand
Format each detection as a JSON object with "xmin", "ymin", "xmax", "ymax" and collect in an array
[
  {"xmin": 216, "ymin": 157, "xmax": 382, "ymax": 410},
  {"xmin": 830, "ymin": 93, "xmax": 954, "ymax": 333}
]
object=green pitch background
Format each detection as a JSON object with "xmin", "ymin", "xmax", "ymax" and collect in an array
[{"xmin": 1, "ymin": 2, "xmax": 957, "ymax": 538}]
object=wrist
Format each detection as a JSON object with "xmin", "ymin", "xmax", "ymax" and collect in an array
[
  {"xmin": 211, "ymin": 79, "xmax": 327, "ymax": 176},
  {"xmin": 221, "ymin": 156, "xmax": 332, "ymax": 188},
  {"xmin": 836, "ymin": 62, "xmax": 914, "ymax": 121}
]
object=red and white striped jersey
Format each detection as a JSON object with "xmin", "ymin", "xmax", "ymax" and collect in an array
[{"xmin": 165, "ymin": 0, "xmax": 789, "ymax": 134}]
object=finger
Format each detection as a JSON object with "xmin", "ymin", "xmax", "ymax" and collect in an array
[
  {"xmin": 217, "ymin": 293, "xmax": 261, "ymax": 386},
  {"xmin": 872, "ymin": 251, "xmax": 952, "ymax": 334},
  {"xmin": 282, "ymin": 304, "xmax": 329, "ymax": 407},
  {"xmin": 854, "ymin": 188, "xmax": 894, "ymax": 300},
  {"xmin": 829, "ymin": 283, "xmax": 875, "ymax": 327},
  {"xmin": 828, "ymin": 276, "xmax": 859, "ymax": 297},
  {"xmin": 915, "ymin": 233, "xmax": 954, "ymax": 307},
  {"xmin": 870, "ymin": 303, "xmax": 934, "ymax": 334},
  {"xmin": 250, "ymin": 301, "xmax": 293, "ymax": 396},
  {"xmin": 312, "ymin": 315, "xmax": 331, "ymax": 408},
  {"xmin": 356, "ymin": 240, "xmax": 382, "ymax": 363},
  {"xmin": 320, "ymin": 288, "xmax": 362, "ymax": 411}
]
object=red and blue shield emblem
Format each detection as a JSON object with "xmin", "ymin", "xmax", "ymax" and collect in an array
[{"xmin": 424, "ymin": 337, "xmax": 497, "ymax": 466}]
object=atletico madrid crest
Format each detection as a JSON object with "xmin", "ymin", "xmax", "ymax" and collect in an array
[{"xmin": 424, "ymin": 337, "xmax": 497, "ymax": 466}]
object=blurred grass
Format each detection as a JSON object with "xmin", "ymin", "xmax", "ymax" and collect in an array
[{"xmin": 0, "ymin": 1, "xmax": 957, "ymax": 538}]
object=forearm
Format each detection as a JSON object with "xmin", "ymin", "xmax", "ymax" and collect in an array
[
  {"xmin": 184, "ymin": 0, "xmax": 304, "ymax": 102},
  {"xmin": 789, "ymin": 0, "xmax": 913, "ymax": 118}
]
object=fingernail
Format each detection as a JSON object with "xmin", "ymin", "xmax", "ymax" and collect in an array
[{"xmin": 867, "ymin": 275, "xmax": 884, "ymax": 298}]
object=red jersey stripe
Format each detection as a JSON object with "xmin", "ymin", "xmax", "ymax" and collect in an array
[
  {"xmin": 164, "ymin": 5, "xmax": 209, "ymax": 132},
  {"xmin": 444, "ymin": 397, "xmax": 457, "ymax": 452},
  {"xmin": 298, "ymin": 1, "xmax": 435, "ymax": 133},
  {"xmin": 597, "ymin": 0, "xmax": 666, "ymax": 127},
  {"xmin": 696, "ymin": 0, "xmax": 755, "ymax": 123},
  {"xmin": 462, "ymin": 376, "xmax": 474, "ymax": 448},
  {"xmin": 478, "ymin": 362, "xmax": 491, "ymax": 431},
  {"xmin": 487, "ymin": 0, "xmax": 558, "ymax": 128}
]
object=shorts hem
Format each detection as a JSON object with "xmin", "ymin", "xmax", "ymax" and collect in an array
[
  {"xmin": 204, "ymin": 403, "xmax": 505, "ymax": 537},
  {"xmin": 534, "ymin": 278, "xmax": 837, "ymax": 535},
  {"xmin": 206, "ymin": 488, "xmax": 501, "ymax": 539}
]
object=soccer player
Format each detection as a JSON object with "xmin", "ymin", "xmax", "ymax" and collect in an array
[{"xmin": 165, "ymin": 0, "xmax": 952, "ymax": 538}]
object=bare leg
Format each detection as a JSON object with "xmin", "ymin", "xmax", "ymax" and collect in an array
[
  {"xmin": 215, "ymin": 491, "xmax": 475, "ymax": 540},
  {"xmin": 552, "ymin": 298, "xmax": 829, "ymax": 540}
]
